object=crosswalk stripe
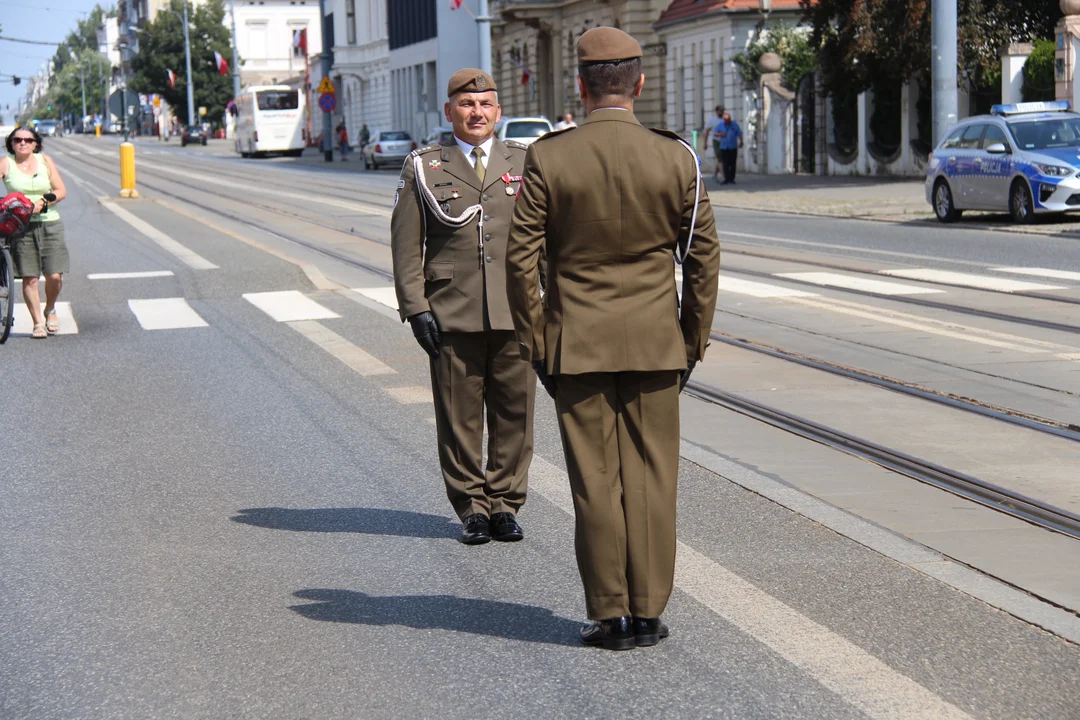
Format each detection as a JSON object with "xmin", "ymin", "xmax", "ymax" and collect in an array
[
  {"xmin": 127, "ymin": 298, "xmax": 208, "ymax": 330},
  {"xmin": 990, "ymin": 267, "xmax": 1080, "ymax": 282},
  {"xmin": 774, "ymin": 272, "xmax": 946, "ymax": 296},
  {"xmin": 13, "ymin": 302, "xmax": 78, "ymax": 335},
  {"xmin": 100, "ymin": 200, "xmax": 219, "ymax": 270},
  {"xmin": 718, "ymin": 275, "xmax": 819, "ymax": 298},
  {"xmin": 287, "ymin": 320, "xmax": 396, "ymax": 376},
  {"xmin": 243, "ymin": 290, "xmax": 340, "ymax": 322},
  {"xmin": 88, "ymin": 271, "xmax": 175, "ymax": 280},
  {"xmin": 879, "ymin": 268, "xmax": 1067, "ymax": 292},
  {"xmin": 353, "ymin": 287, "xmax": 399, "ymax": 311}
]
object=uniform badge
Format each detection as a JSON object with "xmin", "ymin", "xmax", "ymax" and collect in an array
[
  {"xmin": 429, "ymin": 159, "xmax": 441, "ymax": 169},
  {"xmin": 505, "ymin": 186, "xmax": 516, "ymax": 196},
  {"xmin": 397, "ymin": 179, "xmax": 406, "ymax": 189},
  {"xmin": 440, "ymin": 202, "xmax": 451, "ymax": 214},
  {"xmin": 451, "ymin": 189, "xmax": 461, "ymax": 199}
]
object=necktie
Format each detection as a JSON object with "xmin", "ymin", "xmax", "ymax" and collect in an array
[{"xmin": 471, "ymin": 146, "xmax": 485, "ymax": 183}]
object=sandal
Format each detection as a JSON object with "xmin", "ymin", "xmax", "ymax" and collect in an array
[
  {"xmin": 44, "ymin": 308, "xmax": 58, "ymax": 335},
  {"xmin": 31, "ymin": 323, "xmax": 48, "ymax": 339}
]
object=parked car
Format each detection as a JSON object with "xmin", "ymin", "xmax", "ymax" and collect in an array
[
  {"xmin": 363, "ymin": 130, "xmax": 416, "ymax": 170},
  {"xmin": 181, "ymin": 125, "xmax": 208, "ymax": 147},
  {"xmin": 495, "ymin": 116, "xmax": 553, "ymax": 146},
  {"xmin": 926, "ymin": 100, "xmax": 1080, "ymax": 224},
  {"xmin": 423, "ymin": 126, "xmax": 455, "ymax": 146},
  {"xmin": 35, "ymin": 120, "xmax": 59, "ymax": 137}
]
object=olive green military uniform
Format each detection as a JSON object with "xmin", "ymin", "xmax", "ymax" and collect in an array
[
  {"xmin": 391, "ymin": 120, "xmax": 535, "ymax": 522},
  {"xmin": 506, "ymin": 70, "xmax": 721, "ymax": 617}
]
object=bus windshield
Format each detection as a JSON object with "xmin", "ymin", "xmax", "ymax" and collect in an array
[{"xmin": 257, "ymin": 90, "xmax": 299, "ymax": 111}]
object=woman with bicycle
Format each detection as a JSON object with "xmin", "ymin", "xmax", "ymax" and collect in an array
[{"xmin": 1, "ymin": 126, "xmax": 68, "ymax": 339}]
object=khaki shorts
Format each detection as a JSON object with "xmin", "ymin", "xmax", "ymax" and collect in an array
[{"xmin": 11, "ymin": 220, "xmax": 69, "ymax": 278}]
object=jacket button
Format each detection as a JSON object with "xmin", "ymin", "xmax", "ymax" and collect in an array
[
  {"xmin": 484, "ymin": 234, "xmax": 492, "ymax": 241},
  {"xmin": 483, "ymin": 214, "xmax": 490, "ymax": 221},
  {"xmin": 482, "ymin": 194, "xmax": 489, "ymax": 201},
  {"xmin": 485, "ymin": 256, "xmax": 493, "ymax": 263}
]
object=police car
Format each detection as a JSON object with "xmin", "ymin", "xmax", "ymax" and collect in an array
[{"xmin": 926, "ymin": 101, "xmax": 1080, "ymax": 223}]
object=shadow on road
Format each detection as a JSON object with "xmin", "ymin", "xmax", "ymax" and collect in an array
[
  {"xmin": 231, "ymin": 507, "xmax": 460, "ymax": 539},
  {"xmin": 289, "ymin": 589, "xmax": 582, "ymax": 646}
]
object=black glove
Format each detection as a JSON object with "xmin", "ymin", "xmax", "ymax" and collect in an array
[
  {"xmin": 679, "ymin": 360, "xmax": 697, "ymax": 392},
  {"xmin": 532, "ymin": 360, "xmax": 557, "ymax": 400},
  {"xmin": 408, "ymin": 311, "xmax": 441, "ymax": 359}
]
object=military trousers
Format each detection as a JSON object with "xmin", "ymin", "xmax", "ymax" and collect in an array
[
  {"xmin": 555, "ymin": 370, "xmax": 681, "ymax": 620},
  {"xmin": 429, "ymin": 330, "xmax": 535, "ymax": 520}
]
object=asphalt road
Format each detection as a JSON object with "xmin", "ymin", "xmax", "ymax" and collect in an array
[{"xmin": 2, "ymin": 138, "xmax": 1078, "ymax": 719}]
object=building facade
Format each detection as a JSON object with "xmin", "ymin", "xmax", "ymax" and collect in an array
[
  {"xmin": 490, "ymin": 0, "xmax": 670, "ymax": 129},
  {"xmin": 328, "ymin": 0, "xmax": 391, "ymax": 139},
  {"xmin": 233, "ymin": 0, "xmax": 322, "ymax": 88}
]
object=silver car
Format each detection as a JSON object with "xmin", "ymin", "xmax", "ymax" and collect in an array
[
  {"xmin": 926, "ymin": 101, "xmax": 1080, "ymax": 224},
  {"xmin": 35, "ymin": 120, "xmax": 59, "ymax": 137},
  {"xmin": 495, "ymin": 117, "xmax": 553, "ymax": 146},
  {"xmin": 363, "ymin": 130, "xmax": 416, "ymax": 170}
]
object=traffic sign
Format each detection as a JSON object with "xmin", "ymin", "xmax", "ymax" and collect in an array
[
  {"xmin": 316, "ymin": 76, "xmax": 336, "ymax": 95},
  {"xmin": 318, "ymin": 93, "xmax": 336, "ymax": 113}
]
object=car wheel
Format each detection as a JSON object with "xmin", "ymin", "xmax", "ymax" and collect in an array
[
  {"xmin": 181, "ymin": 140, "xmax": 187, "ymax": 147},
  {"xmin": 933, "ymin": 180, "xmax": 962, "ymax": 223},
  {"xmin": 240, "ymin": 152, "xmax": 250, "ymax": 159},
  {"xmin": 1009, "ymin": 179, "xmax": 1035, "ymax": 224},
  {"xmin": 364, "ymin": 156, "xmax": 371, "ymax": 169}
]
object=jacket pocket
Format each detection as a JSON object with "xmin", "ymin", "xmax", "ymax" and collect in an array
[{"xmin": 425, "ymin": 261, "xmax": 454, "ymax": 282}]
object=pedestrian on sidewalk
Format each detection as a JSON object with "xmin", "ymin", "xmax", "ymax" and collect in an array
[
  {"xmin": 359, "ymin": 123, "xmax": 370, "ymax": 152},
  {"xmin": 554, "ymin": 112, "xmax": 577, "ymax": 131},
  {"xmin": 506, "ymin": 27, "xmax": 721, "ymax": 651},
  {"xmin": 336, "ymin": 121, "xmax": 350, "ymax": 161},
  {"xmin": 1, "ymin": 127, "xmax": 70, "ymax": 339},
  {"xmin": 391, "ymin": 68, "xmax": 537, "ymax": 546},
  {"xmin": 715, "ymin": 111, "xmax": 743, "ymax": 185},
  {"xmin": 705, "ymin": 105, "xmax": 724, "ymax": 181}
]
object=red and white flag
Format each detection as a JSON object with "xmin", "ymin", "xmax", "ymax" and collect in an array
[
  {"xmin": 521, "ymin": 68, "xmax": 531, "ymax": 85},
  {"xmin": 166, "ymin": 68, "xmax": 176, "ymax": 89},
  {"xmin": 450, "ymin": 0, "xmax": 463, "ymax": 9},
  {"xmin": 292, "ymin": 28, "xmax": 308, "ymax": 55},
  {"xmin": 214, "ymin": 51, "xmax": 229, "ymax": 76}
]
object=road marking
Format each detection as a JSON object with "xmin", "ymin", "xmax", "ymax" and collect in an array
[
  {"xmin": 879, "ymin": 268, "xmax": 1067, "ymax": 293},
  {"xmin": 242, "ymin": 290, "xmax": 340, "ymax": 322},
  {"xmin": 775, "ymin": 271, "xmax": 946, "ymax": 296},
  {"xmin": 13, "ymin": 302, "xmax": 78, "ymax": 335},
  {"xmin": 99, "ymin": 199, "xmax": 219, "ymax": 270},
  {"xmin": 353, "ymin": 287, "xmax": 399, "ymax": 310},
  {"xmin": 384, "ymin": 385, "xmax": 432, "ymax": 404},
  {"xmin": 287, "ymin": 320, "xmax": 396, "ymax": 376},
  {"xmin": 87, "ymin": 271, "xmax": 175, "ymax": 280},
  {"xmin": 527, "ymin": 456, "xmax": 972, "ymax": 720},
  {"xmin": 718, "ymin": 275, "xmax": 819, "ymax": 298},
  {"xmin": 990, "ymin": 267, "xmax": 1080, "ymax": 282},
  {"xmin": 718, "ymin": 230, "xmax": 996, "ymax": 268},
  {"xmin": 127, "ymin": 298, "xmax": 209, "ymax": 330}
]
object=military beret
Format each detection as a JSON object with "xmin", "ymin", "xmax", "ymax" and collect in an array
[
  {"xmin": 447, "ymin": 68, "xmax": 497, "ymax": 97},
  {"xmin": 576, "ymin": 27, "xmax": 642, "ymax": 64}
]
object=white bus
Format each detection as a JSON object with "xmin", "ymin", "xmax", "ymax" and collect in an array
[{"xmin": 234, "ymin": 85, "xmax": 306, "ymax": 157}]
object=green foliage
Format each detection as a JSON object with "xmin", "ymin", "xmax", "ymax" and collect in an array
[
  {"xmin": 129, "ymin": 0, "xmax": 237, "ymax": 125},
  {"xmin": 802, "ymin": 0, "xmax": 1060, "ymax": 99},
  {"xmin": 1022, "ymin": 39, "xmax": 1056, "ymax": 102},
  {"xmin": 35, "ymin": 5, "xmax": 112, "ymax": 123},
  {"xmin": 733, "ymin": 23, "xmax": 818, "ymax": 91}
]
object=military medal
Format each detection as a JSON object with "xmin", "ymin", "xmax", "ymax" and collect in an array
[
  {"xmin": 501, "ymin": 172, "xmax": 523, "ymax": 198},
  {"xmin": 440, "ymin": 202, "xmax": 451, "ymax": 213},
  {"xmin": 429, "ymin": 158, "xmax": 441, "ymax": 169}
]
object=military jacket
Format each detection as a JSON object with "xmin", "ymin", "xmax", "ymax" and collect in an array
[
  {"xmin": 391, "ymin": 137, "xmax": 528, "ymax": 333},
  {"xmin": 506, "ymin": 109, "xmax": 721, "ymax": 375}
]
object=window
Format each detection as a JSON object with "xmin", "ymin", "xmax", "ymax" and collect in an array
[
  {"xmin": 958, "ymin": 124, "xmax": 985, "ymax": 149},
  {"xmin": 345, "ymin": 0, "xmax": 356, "ymax": 45},
  {"xmin": 940, "ymin": 126, "xmax": 965, "ymax": 149},
  {"xmin": 983, "ymin": 125, "xmax": 1010, "ymax": 151},
  {"xmin": 257, "ymin": 90, "xmax": 299, "ymax": 110}
]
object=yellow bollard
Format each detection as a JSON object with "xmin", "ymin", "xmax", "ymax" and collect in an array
[
  {"xmin": 95, "ymin": 124, "xmax": 100, "ymax": 138},
  {"xmin": 119, "ymin": 142, "xmax": 139, "ymax": 198}
]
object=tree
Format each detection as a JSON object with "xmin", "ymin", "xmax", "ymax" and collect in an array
[
  {"xmin": 1022, "ymin": 38, "xmax": 1056, "ymax": 102},
  {"xmin": 130, "ymin": 0, "xmax": 237, "ymax": 126},
  {"xmin": 732, "ymin": 24, "xmax": 818, "ymax": 92},
  {"xmin": 35, "ymin": 5, "xmax": 111, "ymax": 123}
]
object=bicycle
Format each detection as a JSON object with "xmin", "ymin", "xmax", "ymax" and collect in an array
[{"xmin": 0, "ymin": 192, "xmax": 55, "ymax": 344}]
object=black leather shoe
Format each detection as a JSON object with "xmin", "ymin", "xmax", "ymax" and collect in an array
[
  {"xmin": 580, "ymin": 616, "xmax": 635, "ymax": 651},
  {"xmin": 460, "ymin": 514, "xmax": 490, "ymax": 545},
  {"xmin": 632, "ymin": 617, "xmax": 670, "ymax": 647},
  {"xmin": 490, "ymin": 512, "xmax": 523, "ymax": 542}
]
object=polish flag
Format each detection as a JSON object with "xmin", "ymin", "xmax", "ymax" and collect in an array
[
  {"xmin": 450, "ymin": 0, "xmax": 463, "ymax": 8},
  {"xmin": 214, "ymin": 50, "xmax": 229, "ymax": 75},
  {"xmin": 166, "ymin": 68, "xmax": 176, "ymax": 89},
  {"xmin": 292, "ymin": 28, "xmax": 308, "ymax": 55}
]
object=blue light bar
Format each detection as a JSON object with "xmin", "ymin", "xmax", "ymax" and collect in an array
[{"xmin": 991, "ymin": 100, "xmax": 1072, "ymax": 115}]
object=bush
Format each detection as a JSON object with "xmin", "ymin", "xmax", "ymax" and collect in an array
[
  {"xmin": 733, "ymin": 24, "xmax": 818, "ymax": 91},
  {"xmin": 1022, "ymin": 39, "xmax": 1055, "ymax": 102}
]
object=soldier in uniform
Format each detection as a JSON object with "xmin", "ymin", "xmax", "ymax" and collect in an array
[
  {"xmin": 391, "ymin": 69, "xmax": 536, "ymax": 546},
  {"xmin": 506, "ymin": 28, "xmax": 721, "ymax": 649}
]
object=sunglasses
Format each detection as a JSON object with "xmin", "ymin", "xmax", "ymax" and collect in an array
[{"xmin": 12, "ymin": 137, "xmax": 36, "ymax": 144}]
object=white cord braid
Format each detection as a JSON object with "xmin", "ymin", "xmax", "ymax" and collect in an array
[
  {"xmin": 412, "ymin": 154, "xmax": 486, "ymax": 262},
  {"xmin": 673, "ymin": 137, "xmax": 700, "ymax": 266}
]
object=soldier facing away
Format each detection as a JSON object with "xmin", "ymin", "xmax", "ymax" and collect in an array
[
  {"xmin": 506, "ymin": 27, "xmax": 721, "ymax": 650},
  {"xmin": 391, "ymin": 69, "xmax": 537, "ymax": 545}
]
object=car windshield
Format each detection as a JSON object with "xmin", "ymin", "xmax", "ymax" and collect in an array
[
  {"xmin": 1008, "ymin": 117, "xmax": 1080, "ymax": 150},
  {"xmin": 504, "ymin": 121, "xmax": 549, "ymax": 138},
  {"xmin": 256, "ymin": 90, "xmax": 299, "ymax": 111},
  {"xmin": 37, "ymin": 121, "xmax": 56, "ymax": 128},
  {"xmin": 381, "ymin": 131, "xmax": 411, "ymax": 141}
]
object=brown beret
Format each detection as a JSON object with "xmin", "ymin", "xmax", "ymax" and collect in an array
[
  {"xmin": 447, "ymin": 68, "xmax": 497, "ymax": 97},
  {"xmin": 576, "ymin": 27, "xmax": 642, "ymax": 64}
]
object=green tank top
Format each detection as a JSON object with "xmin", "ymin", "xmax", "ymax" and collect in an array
[{"xmin": 4, "ymin": 153, "xmax": 60, "ymax": 222}]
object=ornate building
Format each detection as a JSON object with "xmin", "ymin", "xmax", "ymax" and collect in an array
[{"xmin": 490, "ymin": 0, "xmax": 671, "ymax": 128}]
